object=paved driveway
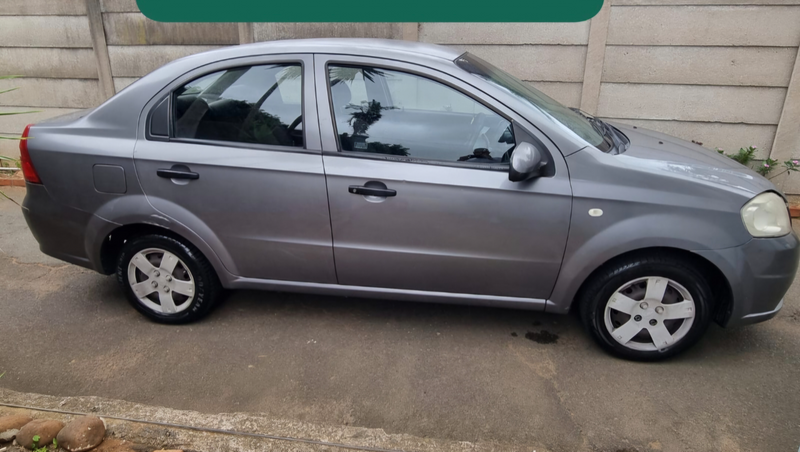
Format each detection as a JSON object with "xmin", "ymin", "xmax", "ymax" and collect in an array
[{"xmin": 1, "ymin": 186, "xmax": 799, "ymax": 452}]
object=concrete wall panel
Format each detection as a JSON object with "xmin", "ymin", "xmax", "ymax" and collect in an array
[
  {"xmin": 0, "ymin": 48, "xmax": 97, "ymax": 79},
  {"xmin": 529, "ymin": 82, "xmax": 583, "ymax": 108},
  {"xmin": 451, "ymin": 45, "xmax": 587, "ymax": 82},
  {"xmin": 420, "ymin": 23, "xmax": 590, "ymax": 45},
  {"xmin": 604, "ymin": 46, "xmax": 797, "ymax": 87},
  {"xmin": 101, "ymin": 0, "xmax": 140, "ymax": 13},
  {"xmin": 108, "ymin": 45, "xmax": 220, "ymax": 77},
  {"xmin": 0, "ymin": 78, "xmax": 102, "ymax": 109},
  {"xmin": 113, "ymin": 77, "xmax": 140, "ymax": 92},
  {"xmin": 609, "ymin": 118, "xmax": 776, "ymax": 158},
  {"xmin": 598, "ymin": 83, "xmax": 786, "ymax": 124},
  {"xmin": 0, "ymin": 0, "xmax": 86, "ymax": 15},
  {"xmin": 776, "ymin": 169, "xmax": 800, "ymax": 195},
  {"xmin": 0, "ymin": 108, "xmax": 81, "ymax": 134},
  {"xmin": 0, "ymin": 140, "xmax": 21, "ymax": 159},
  {"xmin": 0, "ymin": 16, "xmax": 92, "ymax": 48},
  {"xmin": 103, "ymin": 13, "xmax": 238, "ymax": 45},
  {"xmin": 608, "ymin": 6, "xmax": 800, "ymax": 47},
  {"xmin": 254, "ymin": 23, "xmax": 401, "ymax": 41}
]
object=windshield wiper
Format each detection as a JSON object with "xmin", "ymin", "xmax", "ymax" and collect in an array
[{"xmin": 569, "ymin": 108, "xmax": 628, "ymax": 154}]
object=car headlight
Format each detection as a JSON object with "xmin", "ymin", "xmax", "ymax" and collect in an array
[{"xmin": 741, "ymin": 192, "xmax": 791, "ymax": 237}]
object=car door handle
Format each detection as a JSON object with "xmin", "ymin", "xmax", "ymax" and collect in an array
[
  {"xmin": 157, "ymin": 168, "xmax": 199, "ymax": 180},
  {"xmin": 348, "ymin": 185, "xmax": 396, "ymax": 197}
]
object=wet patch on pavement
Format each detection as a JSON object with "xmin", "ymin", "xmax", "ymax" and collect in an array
[{"xmin": 525, "ymin": 330, "xmax": 559, "ymax": 344}]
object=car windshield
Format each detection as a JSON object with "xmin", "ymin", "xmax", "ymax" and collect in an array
[{"xmin": 455, "ymin": 53, "xmax": 612, "ymax": 152}]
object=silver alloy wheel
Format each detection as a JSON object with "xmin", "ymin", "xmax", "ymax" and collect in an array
[
  {"xmin": 604, "ymin": 276, "xmax": 695, "ymax": 352},
  {"xmin": 127, "ymin": 247, "xmax": 195, "ymax": 314}
]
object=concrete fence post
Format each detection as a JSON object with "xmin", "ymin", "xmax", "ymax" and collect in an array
[
  {"xmin": 770, "ymin": 45, "xmax": 800, "ymax": 162},
  {"xmin": 400, "ymin": 23, "xmax": 419, "ymax": 41},
  {"xmin": 579, "ymin": 0, "xmax": 611, "ymax": 115},
  {"xmin": 239, "ymin": 23, "xmax": 255, "ymax": 44},
  {"xmin": 85, "ymin": 0, "xmax": 115, "ymax": 99}
]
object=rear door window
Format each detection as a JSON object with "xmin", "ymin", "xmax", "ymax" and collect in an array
[{"xmin": 173, "ymin": 64, "xmax": 303, "ymax": 148}]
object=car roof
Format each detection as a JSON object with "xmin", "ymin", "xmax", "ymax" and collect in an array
[{"xmin": 208, "ymin": 38, "xmax": 463, "ymax": 62}]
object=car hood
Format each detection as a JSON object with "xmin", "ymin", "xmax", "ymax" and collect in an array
[{"xmin": 608, "ymin": 121, "xmax": 777, "ymax": 197}]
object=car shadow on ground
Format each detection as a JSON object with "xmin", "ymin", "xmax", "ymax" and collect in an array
[{"xmin": 104, "ymin": 278, "xmax": 778, "ymax": 364}]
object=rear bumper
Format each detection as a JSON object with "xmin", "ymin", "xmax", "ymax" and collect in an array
[
  {"xmin": 22, "ymin": 182, "xmax": 98, "ymax": 271},
  {"xmin": 694, "ymin": 232, "xmax": 799, "ymax": 327}
]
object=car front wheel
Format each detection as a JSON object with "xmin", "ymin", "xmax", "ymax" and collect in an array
[
  {"xmin": 116, "ymin": 234, "xmax": 222, "ymax": 324},
  {"xmin": 579, "ymin": 253, "xmax": 714, "ymax": 361}
]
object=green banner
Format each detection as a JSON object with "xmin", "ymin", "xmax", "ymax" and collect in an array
[{"xmin": 137, "ymin": 0, "xmax": 603, "ymax": 22}]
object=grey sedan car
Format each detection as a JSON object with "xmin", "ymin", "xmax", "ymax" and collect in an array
[{"xmin": 18, "ymin": 39, "xmax": 798, "ymax": 360}]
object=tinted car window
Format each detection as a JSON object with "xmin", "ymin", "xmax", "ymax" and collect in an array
[
  {"xmin": 173, "ymin": 64, "xmax": 303, "ymax": 147},
  {"xmin": 455, "ymin": 53, "xmax": 611, "ymax": 151},
  {"xmin": 328, "ymin": 65, "xmax": 515, "ymax": 164},
  {"xmin": 149, "ymin": 96, "xmax": 169, "ymax": 137}
]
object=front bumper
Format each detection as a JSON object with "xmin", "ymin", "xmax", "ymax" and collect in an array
[{"xmin": 694, "ymin": 231, "xmax": 799, "ymax": 327}]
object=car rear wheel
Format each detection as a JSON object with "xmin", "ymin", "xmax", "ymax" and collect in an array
[
  {"xmin": 579, "ymin": 253, "xmax": 714, "ymax": 361},
  {"xmin": 116, "ymin": 234, "xmax": 222, "ymax": 324}
]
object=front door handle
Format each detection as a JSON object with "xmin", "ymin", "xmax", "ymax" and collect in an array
[
  {"xmin": 348, "ymin": 183, "xmax": 396, "ymax": 197},
  {"xmin": 157, "ymin": 167, "xmax": 199, "ymax": 180}
]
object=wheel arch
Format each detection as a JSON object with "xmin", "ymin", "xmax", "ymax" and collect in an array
[
  {"xmin": 98, "ymin": 223, "xmax": 233, "ymax": 288},
  {"xmin": 86, "ymin": 192, "xmax": 238, "ymax": 285},
  {"xmin": 565, "ymin": 246, "xmax": 733, "ymax": 325}
]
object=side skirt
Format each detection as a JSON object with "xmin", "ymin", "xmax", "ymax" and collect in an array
[{"xmin": 228, "ymin": 277, "xmax": 549, "ymax": 311}]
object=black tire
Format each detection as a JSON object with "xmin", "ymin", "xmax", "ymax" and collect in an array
[
  {"xmin": 116, "ymin": 234, "xmax": 222, "ymax": 324},
  {"xmin": 579, "ymin": 253, "xmax": 714, "ymax": 361}
]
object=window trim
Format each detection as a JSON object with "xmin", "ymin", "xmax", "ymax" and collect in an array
[
  {"xmin": 145, "ymin": 95, "xmax": 169, "ymax": 142},
  {"xmin": 164, "ymin": 136, "xmax": 322, "ymax": 156},
  {"xmin": 324, "ymin": 61, "xmax": 517, "ymax": 170},
  {"xmin": 145, "ymin": 59, "xmax": 309, "ymax": 153}
]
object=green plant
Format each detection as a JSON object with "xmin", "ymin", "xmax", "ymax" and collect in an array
[
  {"xmin": 0, "ymin": 155, "xmax": 21, "ymax": 168},
  {"xmin": 32, "ymin": 434, "xmax": 44, "ymax": 452},
  {"xmin": 765, "ymin": 158, "xmax": 800, "ymax": 180},
  {"xmin": 0, "ymin": 75, "xmax": 37, "ymax": 203},
  {"xmin": 29, "ymin": 435, "xmax": 56, "ymax": 452},
  {"xmin": 1, "ymin": 75, "xmax": 37, "ymax": 140},
  {"xmin": 717, "ymin": 146, "xmax": 758, "ymax": 166},
  {"xmin": 717, "ymin": 145, "xmax": 799, "ymax": 180},
  {"xmin": 756, "ymin": 158, "xmax": 779, "ymax": 176}
]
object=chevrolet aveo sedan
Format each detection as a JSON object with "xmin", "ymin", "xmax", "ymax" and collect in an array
[{"xmin": 19, "ymin": 39, "xmax": 799, "ymax": 360}]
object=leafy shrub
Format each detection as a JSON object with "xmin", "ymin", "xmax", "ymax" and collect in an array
[{"xmin": 717, "ymin": 146, "xmax": 799, "ymax": 180}]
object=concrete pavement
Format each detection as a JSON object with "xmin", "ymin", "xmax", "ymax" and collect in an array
[{"xmin": 1, "ymin": 186, "xmax": 799, "ymax": 452}]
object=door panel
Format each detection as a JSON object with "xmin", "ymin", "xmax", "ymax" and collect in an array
[
  {"xmin": 134, "ymin": 54, "xmax": 337, "ymax": 283},
  {"xmin": 135, "ymin": 142, "xmax": 336, "ymax": 283},
  {"xmin": 323, "ymin": 156, "xmax": 571, "ymax": 298},
  {"xmin": 315, "ymin": 55, "xmax": 572, "ymax": 299}
]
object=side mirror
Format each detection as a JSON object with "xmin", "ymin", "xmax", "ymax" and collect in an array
[{"xmin": 509, "ymin": 141, "xmax": 546, "ymax": 182}]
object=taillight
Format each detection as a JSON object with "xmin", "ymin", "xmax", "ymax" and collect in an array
[{"xmin": 19, "ymin": 124, "xmax": 41, "ymax": 184}]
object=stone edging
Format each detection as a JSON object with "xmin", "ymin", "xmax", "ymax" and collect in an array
[{"xmin": 0, "ymin": 388, "xmax": 545, "ymax": 452}]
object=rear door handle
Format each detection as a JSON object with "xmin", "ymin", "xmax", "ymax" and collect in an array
[
  {"xmin": 348, "ymin": 184, "xmax": 396, "ymax": 197},
  {"xmin": 157, "ymin": 168, "xmax": 199, "ymax": 180}
]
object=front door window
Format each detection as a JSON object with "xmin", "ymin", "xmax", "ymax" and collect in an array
[{"xmin": 328, "ymin": 65, "xmax": 515, "ymax": 165}]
